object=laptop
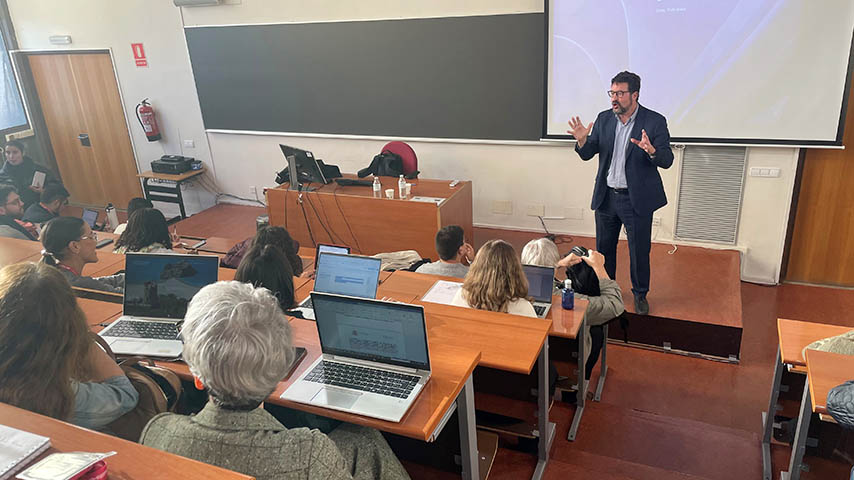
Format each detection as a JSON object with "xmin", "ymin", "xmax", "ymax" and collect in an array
[
  {"xmin": 523, "ymin": 264, "xmax": 555, "ymax": 318},
  {"xmin": 281, "ymin": 292, "xmax": 431, "ymax": 422},
  {"xmin": 98, "ymin": 253, "xmax": 219, "ymax": 357},
  {"xmin": 314, "ymin": 243, "xmax": 350, "ymax": 269},
  {"xmin": 296, "ymin": 252, "xmax": 381, "ymax": 320},
  {"xmin": 81, "ymin": 208, "xmax": 99, "ymax": 229}
]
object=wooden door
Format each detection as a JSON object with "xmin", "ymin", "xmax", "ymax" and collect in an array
[
  {"xmin": 785, "ymin": 78, "xmax": 854, "ymax": 286},
  {"xmin": 27, "ymin": 52, "xmax": 142, "ymax": 207}
]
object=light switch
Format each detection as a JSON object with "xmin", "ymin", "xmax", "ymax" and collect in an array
[{"xmin": 183, "ymin": 140, "xmax": 195, "ymax": 148}]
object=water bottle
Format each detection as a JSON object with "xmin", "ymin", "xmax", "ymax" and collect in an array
[
  {"xmin": 562, "ymin": 279, "xmax": 574, "ymax": 310},
  {"xmin": 372, "ymin": 175, "xmax": 381, "ymax": 198},
  {"xmin": 105, "ymin": 203, "xmax": 119, "ymax": 231},
  {"xmin": 398, "ymin": 175, "xmax": 407, "ymax": 199}
]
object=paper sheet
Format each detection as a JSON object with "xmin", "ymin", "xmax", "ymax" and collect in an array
[
  {"xmin": 421, "ymin": 280, "xmax": 462, "ymax": 305},
  {"xmin": 409, "ymin": 196, "xmax": 445, "ymax": 205}
]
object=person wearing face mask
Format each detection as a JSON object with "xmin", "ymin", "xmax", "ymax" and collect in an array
[
  {"xmin": 0, "ymin": 140, "xmax": 61, "ymax": 209},
  {"xmin": 40, "ymin": 216, "xmax": 124, "ymax": 293},
  {"xmin": 566, "ymin": 71, "xmax": 673, "ymax": 315}
]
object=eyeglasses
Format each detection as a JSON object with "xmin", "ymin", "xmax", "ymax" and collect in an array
[
  {"xmin": 607, "ymin": 90, "xmax": 632, "ymax": 98},
  {"xmin": 79, "ymin": 232, "xmax": 98, "ymax": 242}
]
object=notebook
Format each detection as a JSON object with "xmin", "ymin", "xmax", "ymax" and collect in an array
[
  {"xmin": 0, "ymin": 424, "xmax": 50, "ymax": 480},
  {"xmin": 523, "ymin": 264, "xmax": 555, "ymax": 318},
  {"xmin": 98, "ymin": 253, "xmax": 219, "ymax": 357},
  {"xmin": 296, "ymin": 252, "xmax": 381, "ymax": 320},
  {"xmin": 281, "ymin": 292, "xmax": 431, "ymax": 422}
]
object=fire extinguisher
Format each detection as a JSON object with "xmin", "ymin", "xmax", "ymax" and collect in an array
[{"xmin": 135, "ymin": 98, "xmax": 162, "ymax": 142}]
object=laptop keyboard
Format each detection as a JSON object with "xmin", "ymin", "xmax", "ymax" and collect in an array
[
  {"xmin": 534, "ymin": 304, "xmax": 548, "ymax": 317},
  {"xmin": 104, "ymin": 319, "xmax": 180, "ymax": 340},
  {"xmin": 301, "ymin": 297, "xmax": 313, "ymax": 309},
  {"xmin": 304, "ymin": 360, "xmax": 420, "ymax": 398}
]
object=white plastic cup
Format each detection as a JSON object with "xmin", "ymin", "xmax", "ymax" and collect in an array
[
  {"xmin": 405, "ymin": 183, "xmax": 412, "ymax": 197},
  {"xmin": 385, "ymin": 188, "xmax": 394, "ymax": 199}
]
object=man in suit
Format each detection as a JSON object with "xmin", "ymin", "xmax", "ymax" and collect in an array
[{"xmin": 567, "ymin": 71, "xmax": 673, "ymax": 315}]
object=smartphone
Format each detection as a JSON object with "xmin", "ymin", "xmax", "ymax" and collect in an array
[
  {"xmin": 95, "ymin": 238, "xmax": 114, "ymax": 249},
  {"xmin": 284, "ymin": 347, "xmax": 308, "ymax": 381}
]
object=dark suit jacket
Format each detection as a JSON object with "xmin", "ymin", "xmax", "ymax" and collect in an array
[{"xmin": 575, "ymin": 105, "xmax": 673, "ymax": 216}]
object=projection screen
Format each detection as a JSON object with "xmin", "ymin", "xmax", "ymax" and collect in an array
[{"xmin": 545, "ymin": 0, "xmax": 854, "ymax": 145}]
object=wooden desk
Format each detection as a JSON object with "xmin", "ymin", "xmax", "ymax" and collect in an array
[
  {"xmin": 0, "ymin": 237, "xmax": 43, "ymax": 267},
  {"xmin": 137, "ymin": 167, "xmax": 206, "ymax": 220},
  {"xmin": 780, "ymin": 350, "xmax": 854, "ymax": 480},
  {"xmin": 78, "ymin": 297, "xmax": 123, "ymax": 327},
  {"xmin": 0, "ymin": 402, "xmax": 254, "ymax": 479},
  {"xmin": 266, "ymin": 176, "xmax": 472, "ymax": 259},
  {"xmin": 157, "ymin": 318, "xmax": 483, "ymax": 479},
  {"xmin": 376, "ymin": 270, "xmax": 556, "ymax": 476},
  {"xmin": 761, "ymin": 319, "xmax": 853, "ymax": 480},
  {"xmin": 83, "ymin": 251, "xmax": 126, "ymax": 278},
  {"xmin": 178, "ymin": 236, "xmax": 240, "ymax": 255}
]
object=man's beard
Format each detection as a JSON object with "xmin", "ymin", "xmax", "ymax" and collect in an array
[{"xmin": 612, "ymin": 101, "xmax": 627, "ymax": 114}]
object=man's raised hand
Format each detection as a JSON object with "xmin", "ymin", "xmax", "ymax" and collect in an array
[
  {"xmin": 567, "ymin": 116, "xmax": 593, "ymax": 147},
  {"xmin": 630, "ymin": 129, "xmax": 656, "ymax": 156}
]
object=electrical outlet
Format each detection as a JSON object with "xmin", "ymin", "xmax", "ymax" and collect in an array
[
  {"xmin": 182, "ymin": 139, "xmax": 195, "ymax": 148},
  {"xmin": 652, "ymin": 217, "xmax": 661, "ymax": 226},
  {"xmin": 491, "ymin": 200, "xmax": 512, "ymax": 215},
  {"xmin": 526, "ymin": 204, "xmax": 545, "ymax": 217}
]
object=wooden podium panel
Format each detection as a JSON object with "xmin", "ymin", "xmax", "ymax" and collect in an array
[{"xmin": 265, "ymin": 176, "xmax": 472, "ymax": 260}]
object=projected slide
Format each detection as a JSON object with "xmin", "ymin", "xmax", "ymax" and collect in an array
[{"xmin": 546, "ymin": 0, "xmax": 854, "ymax": 142}]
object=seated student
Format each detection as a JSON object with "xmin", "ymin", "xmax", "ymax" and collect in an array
[
  {"xmin": 0, "ymin": 184, "xmax": 37, "ymax": 240},
  {"xmin": 451, "ymin": 239, "xmax": 536, "ymax": 316},
  {"xmin": 415, "ymin": 225, "xmax": 473, "ymax": 278},
  {"xmin": 0, "ymin": 262, "xmax": 137, "ymax": 430},
  {"xmin": 41, "ymin": 217, "xmax": 124, "ymax": 293},
  {"xmin": 113, "ymin": 197, "xmax": 153, "ymax": 235},
  {"xmin": 140, "ymin": 281, "xmax": 410, "ymax": 480},
  {"xmin": 113, "ymin": 208, "xmax": 173, "ymax": 254},
  {"xmin": 22, "ymin": 184, "xmax": 69, "ymax": 225},
  {"xmin": 234, "ymin": 226, "xmax": 304, "ymax": 276},
  {"xmin": 521, "ymin": 237, "xmax": 560, "ymax": 267},
  {"xmin": 557, "ymin": 250, "xmax": 625, "ymax": 379},
  {"xmin": 0, "ymin": 140, "xmax": 61, "ymax": 209},
  {"xmin": 234, "ymin": 244, "xmax": 298, "ymax": 313}
]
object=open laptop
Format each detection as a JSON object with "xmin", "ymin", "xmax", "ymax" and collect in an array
[
  {"xmin": 315, "ymin": 243, "xmax": 350, "ymax": 269},
  {"xmin": 81, "ymin": 208, "xmax": 99, "ymax": 229},
  {"xmin": 523, "ymin": 264, "xmax": 555, "ymax": 318},
  {"xmin": 98, "ymin": 253, "xmax": 219, "ymax": 357},
  {"xmin": 281, "ymin": 292, "xmax": 431, "ymax": 422},
  {"xmin": 296, "ymin": 252, "xmax": 381, "ymax": 320}
]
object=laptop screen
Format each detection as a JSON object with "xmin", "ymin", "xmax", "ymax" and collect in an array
[
  {"xmin": 311, "ymin": 292, "xmax": 430, "ymax": 371},
  {"xmin": 123, "ymin": 253, "xmax": 219, "ymax": 319},
  {"xmin": 315, "ymin": 243, "xmax": 350, "ymax": 268},
  {"xmin": 523, "ymin": 264, "xmax": 555, "ymax": 303},
  {"xmin": 313, "ymin": 253, "xmax": 381, "ymax": 298},
  {"xmin": 82, "ymin": 208, "xmax": 99, "ymax": 229}
]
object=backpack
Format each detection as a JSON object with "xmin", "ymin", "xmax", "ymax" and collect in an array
[
  {"xmin": 93, "ymin": 335, "xmax": 182, "ymax": 441},
  {"xmin": 358, "ymin": 151, "xmax": 415, "ymax": 179}
]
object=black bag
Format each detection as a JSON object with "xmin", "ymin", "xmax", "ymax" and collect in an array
[
  {"xmin": 565, "ymin": 262, "xmax": 600, "ymax": 297},
  {"xmin": 358, "ymin": 151, "xmax": 416, "ymax": 179}
]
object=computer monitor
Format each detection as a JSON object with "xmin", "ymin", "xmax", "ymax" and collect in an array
[
  {"xmin": 279, "ymin": 144, "xmax": 328, "ymax": 191},
  {"xmin": 123, "ymin": 253, "xmax": 219, "ymax": 319},
  {"xmin": 315, "ymin": 243, "xmax": 350, "ymax": 269},
  {"xmin": 81, "ymin": 208, "xmax": 99, "ymax": 229},
  {"xmin": 522, "ymin": 264, "xmax": 556, "ymax": 303}
]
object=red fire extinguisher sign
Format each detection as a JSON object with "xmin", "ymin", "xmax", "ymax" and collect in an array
[{"xmin": 131, "ymin": 43, "xmax": 148, "ymax": 67}]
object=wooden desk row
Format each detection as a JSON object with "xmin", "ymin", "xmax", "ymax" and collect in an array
[{"xmin": 763, "ymin": 318, "xmax": 854, "ymax": 480}]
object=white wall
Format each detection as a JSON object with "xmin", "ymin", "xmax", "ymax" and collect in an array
[{"xmin": 7, "ymin": 0, "xmax": 798, "ymax": 283}]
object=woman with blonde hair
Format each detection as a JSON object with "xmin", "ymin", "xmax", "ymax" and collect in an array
[
  {"xmin": 0, "ymin": 262, "xmax": 137, "ymax": 429},
  {"xmin": 451, "ymin": 239, "xmax": 536, "ymax": 317}
]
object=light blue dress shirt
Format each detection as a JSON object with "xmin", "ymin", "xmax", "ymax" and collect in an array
[{"xmin": 606, "ymin": 107, "xmax": 639, "ymax": 189}]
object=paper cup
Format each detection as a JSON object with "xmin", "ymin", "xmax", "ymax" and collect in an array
[{"xmin": 385, "ymin": 188, "xmax": 394, "ymax": 199}]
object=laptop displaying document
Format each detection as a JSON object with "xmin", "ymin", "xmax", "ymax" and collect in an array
[
  {"xmin": 523, "ymin": 264, "xmax": 555, "ymax": 318},
  {"xmin": 315, "ymin": 243, "xmax": 350, "ymax": 268},
  {"xmin": 98, "ymin": 253, "xmax": 219, "ymax": 357},
  {"xmin": 281, "ymin": 292, "xmax": 431, "ymax": 422},
  {"xmin": 297, "ymin": 252, "xmax": 381, "ymax": 319}
]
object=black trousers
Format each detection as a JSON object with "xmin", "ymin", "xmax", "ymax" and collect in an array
[{"xmin": 595, "ymin": 188, "xmax": 653, "ymax": 297}]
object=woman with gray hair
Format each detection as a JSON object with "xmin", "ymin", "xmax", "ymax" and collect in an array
[{"xmin": 140, "ymin": 281, "xmax": 410, "ymax": 480}]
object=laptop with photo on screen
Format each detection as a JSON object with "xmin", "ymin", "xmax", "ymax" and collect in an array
[
  {"xmin": 281, "ymin": 292, "xmax": 431, "ymax": 422},
  {"xmin": 296, "ymin": 252, "xmax": 381, "ymax": 320},
  {"xmin": 523, "ymin": 264, "xmax": 555, "ymax": 318},
  {"xmin": 98, "ymin": 253, "xmax": 219, "ymax": 357},
  {"xmin": 314, "ymin": 243, "xmax": 350, "ymax": 269}
]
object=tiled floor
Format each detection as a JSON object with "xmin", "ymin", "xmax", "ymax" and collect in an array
[{"xmin": 177, "ymin": 205, "xmax": 854, "ymax": 479}]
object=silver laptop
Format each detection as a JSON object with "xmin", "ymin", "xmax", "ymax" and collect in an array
[
  {"xmin": 523, "ymin": 264, "xmax": 555, "ymax": 318},
  {"xmin": 281, "ymin": 292, "xmax": 431, "ymax": 422},
  {"xmin": 296, "ymin": 252, "xmax": 382, "ymax": 320},
  {"xmin": 98, "ymin": 253, "xmax": 219, "ymax": 357}
]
